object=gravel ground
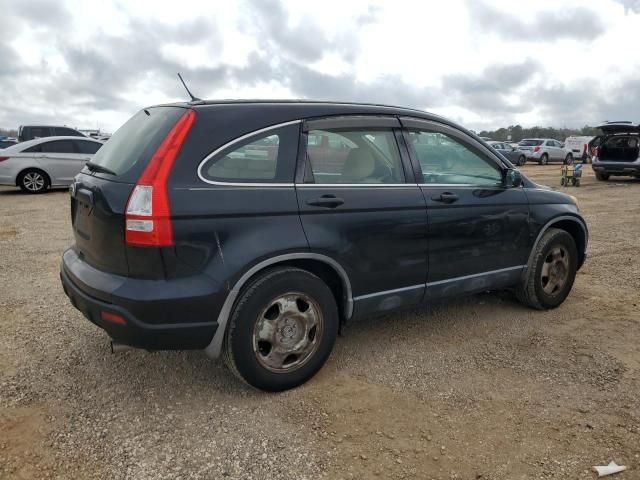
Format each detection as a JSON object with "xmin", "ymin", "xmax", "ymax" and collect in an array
[{"xmin": 1, "ymin": 165, "xmax": 639, "ymax": 479}]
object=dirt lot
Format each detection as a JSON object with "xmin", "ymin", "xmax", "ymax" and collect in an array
[{"xmin": 1, "ymin": 165, "xmax": 639, "ymax": 479}]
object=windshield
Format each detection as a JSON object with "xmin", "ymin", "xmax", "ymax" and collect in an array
[{"xmin": 88, "ymin": 106, "xmax": 185, "ymax": 178}]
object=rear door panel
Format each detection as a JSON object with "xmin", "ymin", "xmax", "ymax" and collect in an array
[{"xmin": 296, "ymin": 116, "xmax": 428, "ymax": 319}]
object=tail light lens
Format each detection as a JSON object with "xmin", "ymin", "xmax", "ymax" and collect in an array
[
  {"xmin": 0, "ymin": 157, "xmax": 9, "ymax": 162},
  {"xmin": 125, "ymin": 109, "xmax": 196, "ymax": 246},
  {"xmin": 533, "ymin": 146, "xmax": 541, "ymax": 153}
]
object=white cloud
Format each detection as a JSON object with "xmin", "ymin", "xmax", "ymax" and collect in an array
[{"xmin": 1, "ymin": 0, "xmax": 639, "ymax": 133}]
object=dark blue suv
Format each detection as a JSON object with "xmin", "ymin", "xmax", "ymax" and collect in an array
[{"xmin": 60, "ymin": 101, "xmax": 588, "ymax": 391}]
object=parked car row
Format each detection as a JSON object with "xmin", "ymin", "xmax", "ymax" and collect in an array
[{"xmin": 488, "ymin": 138, "xmax": 576, "ymax": 166}]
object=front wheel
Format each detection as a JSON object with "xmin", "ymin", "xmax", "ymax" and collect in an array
[
  {"xmin": 595, "ymin": 172, "xmax": 610, "ymax": 181},
  {"xmin": 538, "ymin": 154, "xmax": 549, "ymax": 165},
  {"xmin": 516, "ymin": 228, "xmax": 578, "ymax": 310},
  {"xmin": 223, "ymin": 267, "xmax": 339, "ymax": 391},
  {"xmin": 518, "ymin": 155, "xmax": 526, "ymax": 166}
]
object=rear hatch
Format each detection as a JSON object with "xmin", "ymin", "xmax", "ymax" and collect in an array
[
  {"xmin": 596, "ymin": 122, "xmax": 640, "ymax": 162},
  {"xmin": 70, "ymin": 106, "xmax": 188, "ymax": 278},
  {"xmin": 517, "ymin": 139, "xmax": 543, "ymax": 152}
]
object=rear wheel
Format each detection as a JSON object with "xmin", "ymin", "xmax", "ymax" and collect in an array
[
  {"xmin": 539, "ymin": 154, "xmax": 549, "ymax": 165},
  {"xmin": 518, "ymin": 155, "xmax": 526, "ymax": 166},
  {"xmin": 564, "ymin": 154, "xmax": 573, "ymax": 165},
  {"xmin": 595, "ymin": 172, "xmax": 610, "ymax": 181},
  {"xmin": 223, "ymin": 267, "xmax": 339, "ymax": 391},
  {"xmin": 18, "ymin": 169, "xmax": 49, "ymax": 193},
  {"xmin": 516, "ymin": 228, "xmax": 578, "ymax": 310}
]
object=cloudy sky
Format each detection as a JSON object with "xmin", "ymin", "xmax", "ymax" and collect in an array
[{"xmin": 2, "ymin": 0, "xmax": 640, "ymax": 133}]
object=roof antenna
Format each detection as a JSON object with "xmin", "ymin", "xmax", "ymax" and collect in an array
[{"xmin": 177, "ymin": 73, "xmax": 201, "ymax": 102}]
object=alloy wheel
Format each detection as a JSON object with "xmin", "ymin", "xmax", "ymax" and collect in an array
[{"xmin": 23, "ymin": 172, "xmax": 45, "ymax": 192}]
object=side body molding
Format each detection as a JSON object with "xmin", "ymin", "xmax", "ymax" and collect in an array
[
  {"xmin": 523, "ymin": 215, "xmax": 588, "ymax": 279},
  {"xmin": 204, "ymin": 253, "xmax": 353, "ymax": 359}
]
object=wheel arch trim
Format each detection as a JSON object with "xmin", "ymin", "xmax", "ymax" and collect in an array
[
  {"xmin": 204, "ymin": 252, "xmax": 353, "ymax": 359},
  {"xmin": 523, "ymin": 214, "xmax": 588, "ymax": 279}
]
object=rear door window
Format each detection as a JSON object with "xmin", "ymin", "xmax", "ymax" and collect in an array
[
  {"xmin": 305, "ymin": 128, "xmax": 404, "ymax": 184},
  {"xmin": 199, "ymin": 124, "xmax": 300, "ymax": 184},
  {"xmin": 40, "ymin": 140, "xmax": 75, "ymax": 154},
  {"xmin": 30, "ymin": 127, "xmax": 51, "ymax": 139}
]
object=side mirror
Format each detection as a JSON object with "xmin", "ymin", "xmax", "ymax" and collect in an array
[{"xmin": 505, "ymin": 168, "xmax": 522, "ymax": 188}]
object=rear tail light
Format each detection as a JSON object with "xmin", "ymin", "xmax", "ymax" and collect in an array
[
  {"xmin": 0, "ymin": 157, "xmax": 9, "ymax": 162},
  {"xmin": 125, "ymin": 109, "xmax": 196, "ymax": 246},
  {"xmin": 533, "ymin": 146, "xmax": 541, "ymax": 153}
]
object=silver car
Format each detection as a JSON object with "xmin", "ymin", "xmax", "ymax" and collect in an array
[
  {"xmin": 487, "ymin": 141, "xmax": 527, "ymax": 166},
  {"xmin": 518, "ymin": 138, "xmax": 573, "ymax": 165},
  {"xmin": 0, "ymin": 136, "xmax": 103, "ymax": 193}
]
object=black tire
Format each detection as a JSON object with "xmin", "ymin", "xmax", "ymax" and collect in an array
[
  {"xmin": 595, "ymin": 172, "xmax": 609, "ymax": 181},
  {"xmin": 560, "ymin": 177, "xmax": 566, "ymax": 186},
  {"xmin": 538, "ymin": 154, "xmax": 548, "ymax": 165},
  {"xmin": 518, "ymin": 155, "xmax": 526, "ymax": 166},
  {"xmin": 564, "ymin": 154, "xmax": 573, "ymax": 165},
  {"xmin": 18, "ymin": 169, "xmax": 50, "ymax": 194},
  {"xmin": 516, "ymin": 228, "xmax": 578, "ymax": 310},
  {"xmin": 223, "ymin": 267, "xmax": 339, "ymax": 392}
]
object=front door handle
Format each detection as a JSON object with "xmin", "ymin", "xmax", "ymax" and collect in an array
[
  {"xmin": 306, "ymin": 195, "xmax": 344, "ymax": 208},
  {"xmin": 431, "ymin": 192, "xmax": 459, "ymax": 204}
]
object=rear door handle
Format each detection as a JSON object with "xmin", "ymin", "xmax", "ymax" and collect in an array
[
  {"xmin": 431, "ymin": 192, "xmax": 459, "ymax": 204},
  {"xmin": 306, "ymin": 195, "xmax": 344, "ymax": 208}
]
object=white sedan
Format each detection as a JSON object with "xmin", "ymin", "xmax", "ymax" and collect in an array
[{"xmin": 0, "ymin": 136, "xmax": 103, "ymax": 193}]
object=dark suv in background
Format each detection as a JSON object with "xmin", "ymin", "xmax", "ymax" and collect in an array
[
  {"xmin": 18, "ymin": 125, "xmax": 86, "ymax": 142},
  {"xmin": 591, "ymin": 122, "xmax": 640, "ymax": 181},
  {"xmin": 60, "ymin": 100, "xmax": 588, "ymax": 391}
]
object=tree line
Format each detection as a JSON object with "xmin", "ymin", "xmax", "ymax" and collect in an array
[
  {"xmin": 0, "ymin": 128, "xmax": 18, "ymax": 137},
  {"xmin": 476, "ymin": 125, "xmax": 601, "ymax": 142}
]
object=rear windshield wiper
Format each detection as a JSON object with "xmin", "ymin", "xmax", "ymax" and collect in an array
[{"xmin": 85, "ymin": 161, "xmax": 116, "ymax": 176}]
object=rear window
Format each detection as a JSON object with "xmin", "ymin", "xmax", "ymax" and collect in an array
[
  {"xmin": 519, "ymin": 140, "xmax": 543, "ymax": 146},
  {"xmin": 88, "ymin": 107, "xmax": 185, "ymax": 178}
]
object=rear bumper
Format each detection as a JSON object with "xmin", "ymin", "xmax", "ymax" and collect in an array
[
  {"xmin": 592, "ymin": 161, "xmax": 640, "ymax": 176},
  {"xmin": 60, "ymin": 248, "xmax": 224, "ymax": 350}
]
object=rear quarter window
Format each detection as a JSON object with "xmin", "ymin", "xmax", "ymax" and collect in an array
[
  {"xmin": 199, "ymin": 124, "xmax": 300, "ymax": 184},
  {"xmin": 75, "ymin": 140, "xmax": 102, "ymax": 154}
]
